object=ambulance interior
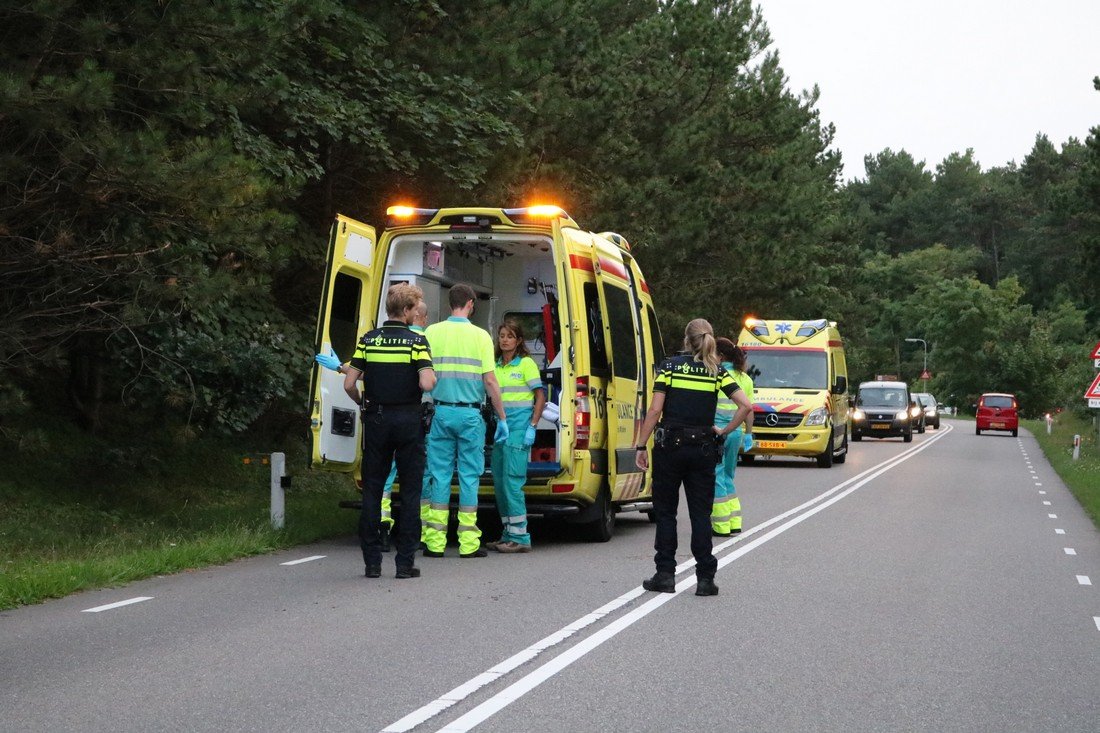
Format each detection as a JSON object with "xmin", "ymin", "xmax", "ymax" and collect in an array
[{"xmin": 383, "ymin": 233, "xmax": 565, "ymax": 475}]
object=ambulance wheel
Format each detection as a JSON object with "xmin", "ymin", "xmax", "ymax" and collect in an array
[
  {"xmin": 816, "ymin": 430, "xmax": 835, "ymax": 468},
  {"xmin": 581, "ymin": 485, "xmax": 615, "ymax": 543},
  {"xmin": 851, "ymin": 431, "xmax": 862, "ymax": 442}
]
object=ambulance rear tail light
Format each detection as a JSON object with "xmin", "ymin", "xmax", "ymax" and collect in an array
[
  {"xmin": 575, "ymin": 376, "xmax": 591, "ymax": 449},
  {"xmin": 503, "ymin": 205, "xmax": 570, "ymax": 224},
  {"xmin": 551, "ymin": 483, "xmax": 575, "ymax": 494},
  {"xmin": 386, "ymin": 206, "xmax": 437, "ymax": 227},
  {"xmin": 744, "ymin": 317, "xmax": 769, "ymax": 337}
]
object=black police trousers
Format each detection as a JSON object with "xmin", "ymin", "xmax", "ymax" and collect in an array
[
  {"xmin": 651, "ymin": 439, "xmax": 719, "ymax": 580},
  {"xmin": 360, "ymin": 407, "xmax": 425, "ymax": 571}
]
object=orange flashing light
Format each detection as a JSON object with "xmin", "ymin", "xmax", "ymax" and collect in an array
[
  {"xmin": 526, "ymin": 205, "xmax": 564, "ymax": 217},
  {"xmin": 386, "ymin": 205, "xmax": 417, "ymax": 218}
]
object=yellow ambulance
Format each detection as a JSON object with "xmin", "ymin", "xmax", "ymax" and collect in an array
[
  {"xmin": 308, "ymin": 206, "xmax": 663, "ymax": 541},
  {"xmin": 736, "ymin": 318, "xmax": 850, "ymax": 467}
]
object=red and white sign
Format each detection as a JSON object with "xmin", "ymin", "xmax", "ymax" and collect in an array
[
  {"xmin": 1091, "ymin": 342, "xmax": 1100, "ymax": 358},
  {"xmin": 920, "ymin": 369, "xmax": 931, "ymax": 380},
  {"xmin": 1085, "ymin": 372, "xmax": 1100, "ymax": 399}
]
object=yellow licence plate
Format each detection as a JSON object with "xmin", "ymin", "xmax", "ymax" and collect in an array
[
  {"xmin": 759, "ymin": 441, "xmax": 786, "ymax": 449},
  {"xmin": 872, "ymin": 423, "xmax": 891, "ymax": 430},
  {"xmin": 991, "ymin": 421, "xmax": 1005, "ymax": 428}
]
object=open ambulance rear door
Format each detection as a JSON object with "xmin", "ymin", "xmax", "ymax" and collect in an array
[{"xmin": 308, "ymin": 215, "xmax": 381, "ymax": 472}]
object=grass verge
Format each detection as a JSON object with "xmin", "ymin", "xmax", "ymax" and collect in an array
[
  {"xmin": 1026, "ymin": 412, "xmax": 1100, "ymax": 529},
  {"xmin": 0, "ymin": 425, "xmax": 356, "ymax": 610}
]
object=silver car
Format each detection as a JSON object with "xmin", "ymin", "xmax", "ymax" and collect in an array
[{"xmin": 912, "ymin": 392, "xmax": 940, "ymax": 429}]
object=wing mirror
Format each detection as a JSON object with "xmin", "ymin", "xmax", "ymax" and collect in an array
[{"xmin": 832, "ymin": 375, "xmax": 847, "ymax": 395}]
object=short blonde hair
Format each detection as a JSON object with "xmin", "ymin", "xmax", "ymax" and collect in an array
[{"xmin": 386, "ymin": 283, "xmax": 424, "ymax": 318}]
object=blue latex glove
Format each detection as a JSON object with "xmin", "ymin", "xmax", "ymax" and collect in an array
[
  {"xmin": 742, "ymin": 433, "xmax": 754, "ymax": 452},
  {"xmin": 494, "ymin": 419, "xmax": 510, "ymax": 443},
  {"xmin": 315, "ymin": 347, "xmax": 342, "ymax": 372},
  {"xmin": 523, "ymin": 424, "xmax": 536, "ymax": 448}
]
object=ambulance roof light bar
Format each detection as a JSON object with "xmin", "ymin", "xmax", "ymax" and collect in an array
[
  {"xmin": 744, "ymin": 316, "xmax": 769, "ymax": 338},
  {"xmin": 386, "ymin": 205, "xmax": 438, "ymax": 227}
]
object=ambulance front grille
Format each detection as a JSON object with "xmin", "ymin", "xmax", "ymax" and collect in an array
[{"xmin": 753, "ymin": 412, "xmax": 803, "ymax": 429}]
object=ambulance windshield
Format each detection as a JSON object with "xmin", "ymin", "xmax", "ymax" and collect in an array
[{"xmin": 745, "ymin": 349, "xmax": 827, "ymax": 390}]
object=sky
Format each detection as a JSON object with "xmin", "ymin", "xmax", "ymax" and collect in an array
[{"xmin": 755, "ymin": 0, "xmax": 1100, "ymax": 180}]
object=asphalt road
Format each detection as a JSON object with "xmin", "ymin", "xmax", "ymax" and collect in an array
[{"xmin": 3, "ymin": 419, "xmax": 1098, "ymax": 732}]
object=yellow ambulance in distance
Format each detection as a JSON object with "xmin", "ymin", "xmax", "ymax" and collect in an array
[
  {"xmin": 736, "ymin": 318, "xmax": 850, "ymax": 467},
  {"xmin": 308, "ymin": 206, "xmax": 663, "ymax": 541}
]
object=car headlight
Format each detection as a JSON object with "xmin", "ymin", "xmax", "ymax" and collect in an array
[
  {"xmin": 852, "ymin": 409, "xmax": 865, "ymax": 421},
  {"xmin": 910, "ymin": 406, "xmax": 922, "ymax": 417},
  {"xmin": 895, "ymin": 410, "xmax": 909, "ymax": 420},
  {"xmin": 925, "ymin": 406, "xmax": 936, "ymax": 415},
  {"xmin": 805, "ymin": 407, "xmax": 828, "ymax": 426}
]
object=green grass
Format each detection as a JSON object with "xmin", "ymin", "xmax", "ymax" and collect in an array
[
  {"xmin": 0, "ymin": 423, "xmax": 357, "ymax": 610},
  {"xmin": 1026, "ymin": 412, "xmax": 1100, "ymax": 529}
]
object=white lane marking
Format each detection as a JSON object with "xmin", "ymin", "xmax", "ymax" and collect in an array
[
  {"xmin": 1056, "ymin": 529, "xmax": 1066, "ymax": 535},
  {"xmin": 280, "ymin": 555, "xmax": 327, "ymax": 566},
  {"xmin": 82, "ymin": 597, "xmax": 153, "ymax": 613},
  {"xmin": 1043, "ymin": 501, "xmax": 1052, "ymax": 506},
  {"xmin": 1094, "ymin": 617, "xmax": 1100, "ymax": 632},
  {"xmin": 1039, "ymin": 491, "xmax": 1047, "ymax": 495},
  {"xmin": 1065, "ymin": 548, "xmax": 1077, "ymax": 556},
  {"xmin": 1077, "ymin": 575, "xmax": 1092, "ymax": 586},
  {"xmin": 1049, "ymin": 514, "xmax": 1058, "ymax": 519},
  {"xmin": 422, "ymin": 427, "xmax": 955, "ymax": 733}
]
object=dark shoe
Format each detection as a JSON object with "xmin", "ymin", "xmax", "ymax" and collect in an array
[
  {"xmin": 395, "ymin": 566, "xmax": 421, "ymax": 579},
  {"xmin": 495, "ymin": 541, "xmax": 531, "ymax": 554},
  {"xmin": 460, "ymin": 548, "xmax": 489, "ymax": 558},
  {"xmin": 422, "ymin": 550, "xmax": 445, "ymax": 558},
  {"xmin": 380, "ymin": 525, "xmax": 392, "ymax": 553},
  {"xmin": 712, "ymin": 530, "xmax": 731, "ymax": 538},
  {"xmin": 364, "ymin": 564, "xmax": 381, "ymax": 578},
  {"xmin": 730, "ymin": 527, "xmax": 742, "ymax": 535},
  {"xmin": 419, "ymin": 541, "xmax": 428, "ymax": 552},
  {"xmin": 642, "ymin": 572, "xmax": 675, "ymax": 593},
  {"xmin": 695, "ymin": 578, "xmax": 719, "ymax": 596}
]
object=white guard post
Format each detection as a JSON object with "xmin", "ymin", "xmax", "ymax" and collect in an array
[
  {"xmin": 1072, "ymin": 435, "xmax": 1081, "ymax": 461},
  {"xmin": 270, "ymin": 452, "xmax": 286, "ymax": 529}
]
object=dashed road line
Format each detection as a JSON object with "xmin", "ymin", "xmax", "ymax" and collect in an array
[
  {"xmin": 280, "ymin": 555, "xmax": 327, "ymax": 566},
  {"xmin": 1064, "ymin": 548, "xmax": 1077, "ymax": 556},
  {"xmin": 82, "ymin": 597, "xmax": 153, "ymax": 613},
  {"xmin": 1077, "ymin": 575, "xmax": 1092, "ymax": 586},
  {"xmin": 1048, "ymin": 513, "xmax": 1058, "ymax": 519},
  {"xmin": 1056, "ymin": 529, "xmax": 1066, "ymax": 535}
]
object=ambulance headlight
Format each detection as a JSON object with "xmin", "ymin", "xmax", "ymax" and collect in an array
[
  {"xmin": 852, "ymin": 409, "xmax": 865, "ymax": 421},
  {"xmin": 895, "ymin": 410, "xmax": 909, "ymax": 420},
  {"xmin": 805, "ymin": 407, "xmax": 828, "ymax": 426}
]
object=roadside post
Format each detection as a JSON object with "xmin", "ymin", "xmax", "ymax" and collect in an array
[
  {"xmin": 270, "ymin": 452, "xmax": 286, "ymax": 530},
  {"xmin": 1045, "ymin": 413, "xmax": 1053, "ymax": 434},
  {"xmin": 1073, "ymin": 434, "xmax": 1081, "ymax": 461}
]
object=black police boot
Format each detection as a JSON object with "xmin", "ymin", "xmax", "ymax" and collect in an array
[
  {"xmin": 695, "ymin": 577, "xmax": 719, "ymax": 596},
  {"xmin": 364, "ymin": 564, "xmax": 382, "ymax": 578},
  {"xmin": 460, "ymin": 547, "xmax": 488, "ymax": 559},
  {"xmin": 380, "ymin": 525, "xmax": 391, "ymax": 553},
  {"xmin": 395, "ymin": 566, "xmax": 421, "ymax": 579},
  {"xmin": 642, "ymin": 572, "xmax": 675, "ymax": 593}
]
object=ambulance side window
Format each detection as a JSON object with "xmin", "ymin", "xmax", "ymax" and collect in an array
[
  {"xmin": 330, "ymin": 272, "xmax": 362, "ymax": 361},
  {"xmin": 604, "ymin": 286, "xmax": 638, "ymax": 380},
  {"xmin": 646, "ymin": 306, "xmax": 663, "ymax": 360},
  {"xmin": 583, "ymin": 283, "xmax": 609, "ymax": 377}
]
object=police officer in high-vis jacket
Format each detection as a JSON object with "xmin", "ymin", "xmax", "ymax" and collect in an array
[
  {"xmin": 422, "ymin": 284, "xmax": 508, "ymax": 558},
  {"xmin": 634, "ymin": 319, "xmax": 752, "ymax": 596},
  {"xmin": 343, "ymin": 283, "xmax": 435, "ymax": 579}
]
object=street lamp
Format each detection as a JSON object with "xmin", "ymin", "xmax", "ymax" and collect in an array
[{"xmin": 905, "ymin": 337, "xmax": 928, "ymax": 385}]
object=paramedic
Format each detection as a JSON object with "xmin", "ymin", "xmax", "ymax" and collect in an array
[
  {"xmin": 711, "ymin": 338, "xmax": 754, "ymax": 536},
  {"xmin": 633, "ymin": 319, "xmax": 752, "ymax": 596},
  {"xmin": 423, "ymin": 284, "xmax": 508, "ymax": 558},
  {"xmin": 487, "ymin": 318, "xmax": 546, "ymax": 553},
  {"xmin": 343, "ymin": 284, "xmax": 435, "ymax": 579}
]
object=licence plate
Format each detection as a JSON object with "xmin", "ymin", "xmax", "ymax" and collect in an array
[
  {"xmin": 872, "ymin": 423, "xmax": 891, "ymax": 430},
  {"xmin": 759, "ymin": 441, "xmax": 786, "ymax": 449},
  {"xmin": 991, "ymin": 421, "xmax": 1005, "ymax": 428}
]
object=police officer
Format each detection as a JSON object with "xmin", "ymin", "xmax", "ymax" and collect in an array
[
  {"xmin": 711, "ymin": 338, "xmax": 754, "ymax": 536},
  {"xmin": 314, "ymin": 299, "xmax": 433, "ymax": 552},
  {"xmin": 634, "ymin": 318, "xmax": 752, "ymax": 596},
  {"xmin": 423, "ymin": 284, "xmax": 508, "ymax": 559},
  {"xmin": 343, "ymin": 284, "xmax": 435, "ymax": 579}
]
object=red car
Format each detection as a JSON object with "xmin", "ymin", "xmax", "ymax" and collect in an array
[{"xmin": 975, "ymin": 393, "xmax": 1018, "ymax": 437}]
